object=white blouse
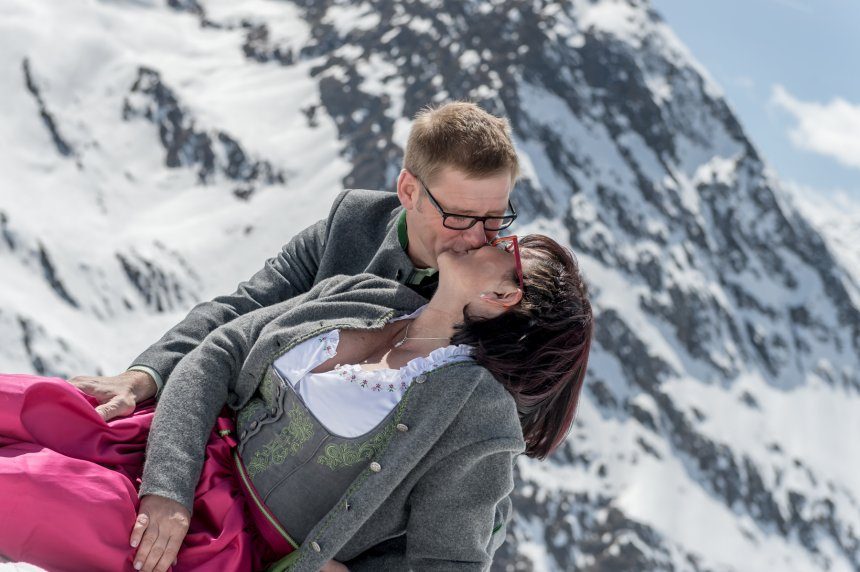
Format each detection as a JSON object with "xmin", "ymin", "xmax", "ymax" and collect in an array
[{"xmin": 272, "ymin": 305, "xmax": 474, "ymax": 438}]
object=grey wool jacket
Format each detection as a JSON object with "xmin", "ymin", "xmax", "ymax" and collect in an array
[{"xmin": 140, "ymin": 273, "xmax": 526, "ymax": 571}]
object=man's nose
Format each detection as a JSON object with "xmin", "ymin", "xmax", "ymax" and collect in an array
[{"xmin": 462, "ymin": 221, "xmax": 489, "ymax": 248}]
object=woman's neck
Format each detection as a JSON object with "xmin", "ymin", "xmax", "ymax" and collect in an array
[{"xmin": 400, "ymin": 293, "xmax": 464, "ymax": 348}]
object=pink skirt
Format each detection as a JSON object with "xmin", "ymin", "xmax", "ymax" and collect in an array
[{"xmin": 0, "ymin": 373, "xmax": 285, "ymax": 571}]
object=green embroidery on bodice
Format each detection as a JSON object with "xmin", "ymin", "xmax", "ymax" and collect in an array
[
  {"xmin": 246, "ymin": 402, "xmax": 314, "ymax": 478},
  {"xmin": 259, "ymin": 368, "xmax": 280, "ymax": 407},
  {"xmin": 237, "ymin": 397, "xmax": 266, "ymax": 430},
  {"xmin": 316, "ymin": 383, "xmax": 411, "ymax": 470},
  {"xmin": 317, "ymin": 423, "xmax": 395, "ymax": 470}
]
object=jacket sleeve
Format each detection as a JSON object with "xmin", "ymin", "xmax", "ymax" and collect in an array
[
  {"xmin": 128, "ymin": 192, "xmax": 347, "ymax": 389},
  {"xmin": 137, "ymin": 294, "xmax": 306, "ymax": 512},
  {"xmin": 402, "ymin": 437, "xmax": 521, "ymax": 571}
]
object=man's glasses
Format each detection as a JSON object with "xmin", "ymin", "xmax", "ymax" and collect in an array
[
  {"xmin": 490, "ymin": 235, "xmax": 523, "ymax": 291},
  {"xmin": 411, "ymin": 172, "xmax": 517, "ymax": 231}
]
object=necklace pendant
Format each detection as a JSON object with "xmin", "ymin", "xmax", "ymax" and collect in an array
[{"xmin": 393, "ymin": 339, "xmax": 405, "ymax": 348}]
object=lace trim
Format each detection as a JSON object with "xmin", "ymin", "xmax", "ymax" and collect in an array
[{"xmin": 315, "ymin": 329, "xmax": 473, "ymax": 390}]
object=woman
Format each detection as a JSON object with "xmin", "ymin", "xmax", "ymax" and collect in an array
[{"xmin": 0, "ymin": 234, "xmax": 592, "ymax": 572}]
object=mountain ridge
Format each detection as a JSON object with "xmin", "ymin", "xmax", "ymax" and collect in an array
[{"xmin": 1, "ymin": 1, "xmax": 858, "ymax": 570}]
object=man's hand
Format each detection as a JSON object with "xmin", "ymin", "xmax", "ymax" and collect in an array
[
  {"xmin": 68, "ymin": 370, "xmax": 157, "ymax": 421},
  {"xmin": 130, "ymin": 495, "xmax": 190, "ymax": 572},
  {"xmin": 320, "ymin": 560, "xmax": 350, "ymax": 572}
]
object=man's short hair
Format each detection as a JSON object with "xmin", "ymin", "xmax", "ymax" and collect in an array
[{"xmin": 403, "ymin": 101, "xmax": 520, "ymax": 186}]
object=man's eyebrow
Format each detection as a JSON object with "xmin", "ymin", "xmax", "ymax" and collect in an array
[{"xmin": 451, "ymin": 207, "xmax": 508, "ymax": 216}]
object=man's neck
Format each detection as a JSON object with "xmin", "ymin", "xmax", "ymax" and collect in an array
[
  {"xmin": 406, "ymin": 242, "xmax": 435, "ymax": 270},
  {"xmin": 397, "ymin": 210, "xmax": 436, "ymax": 270}
]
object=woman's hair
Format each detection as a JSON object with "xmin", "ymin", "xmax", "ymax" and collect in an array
[
  {"xmin": 451, "ymin": 235, "xmax": 593, "ymax": 459},
  {"xmin": 403, "ymin": 101, "xmax": 520, "ymax": 185}
]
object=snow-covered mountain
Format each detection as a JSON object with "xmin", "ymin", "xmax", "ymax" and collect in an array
[{"xmin": 2, "ymin": 1, "xmax": 859, "ymax": 570}]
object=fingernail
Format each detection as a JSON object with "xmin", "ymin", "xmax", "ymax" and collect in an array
[
  {"xmin": 130, "ymin": 539, "xmax": 138, "ymax": 547},
  {"xmin": 134, "ymin": 562, "xmax": 142, "ymax": 570}
]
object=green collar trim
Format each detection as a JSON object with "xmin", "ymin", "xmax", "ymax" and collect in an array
[
  {"xmin": 408, "ymin": 266, "xmax": 438, "ymax": 284},
  {"xmin": 397, "ymin": 210, "xmax": 409, "ymax": 250}
]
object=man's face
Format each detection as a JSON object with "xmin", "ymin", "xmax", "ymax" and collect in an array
[{"xmin": 397, "ymin": 166, "xmax": 513, "ymax": 268}]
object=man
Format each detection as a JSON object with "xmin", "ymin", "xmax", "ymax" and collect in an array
[{"xmin": 70, "ymin": 101, "xmax": 521, "ymax": 421}]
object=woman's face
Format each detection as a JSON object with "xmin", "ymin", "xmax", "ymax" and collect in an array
[{"xmin": 437, "ymin": 241, "xmax": 523, "ymax": 317}]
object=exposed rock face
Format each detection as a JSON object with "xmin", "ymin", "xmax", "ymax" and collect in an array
[
  {"xmin": 3, "ymin": 1, "xmax": 859, "ymax": 570},
  {"xmin": 22, "ymin": 58, "xmax": 76, "ymax": 160},
  {"xmin": 123, "ymin": 66, "xmax": 286, "ymax": 200}
]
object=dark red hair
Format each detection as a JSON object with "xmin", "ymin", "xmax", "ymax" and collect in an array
[{"xmin": 451, "ymin": 235, "xmax": 593, "ymax": 459}]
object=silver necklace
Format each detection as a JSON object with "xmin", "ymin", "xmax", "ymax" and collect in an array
[{"xmin": 392, "ymin": 321, "xmax": 449, "ymax": 348}]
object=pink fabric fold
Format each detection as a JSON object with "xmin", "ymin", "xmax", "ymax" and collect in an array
[{"xmin": 0, "ymin": 373, "xmax": 282, "ymax": 571}]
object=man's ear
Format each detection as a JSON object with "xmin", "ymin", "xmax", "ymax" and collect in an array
[
  {"xmin": 396, "ymin": 169, "xmax": 420, "ymax": 210},
  {"xmin": 479, "ymin": 287, "xmax": 523, "ymax": 308}
]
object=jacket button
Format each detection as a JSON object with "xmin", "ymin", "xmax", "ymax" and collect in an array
[
  {"xmin": 250, "ymin": 421, "xmax": 258, "ymax": 430},
  {"xmin": 369, "ymin": 461, "xmax": 382, "ymax": 473},
  {"xmin": 311, "ymin": 541, "xmax": 321, "ymax": 552},
  {"xmin": 240, "ymin": 431, "xmax": 247, "ymax": 440},
  {"xmin": 396, "ymin": 423, "xmax": 409, "ymax": 432},
  {"xmin": 414, "ymin": 375, "xmax": 427, "ymax": 384}
]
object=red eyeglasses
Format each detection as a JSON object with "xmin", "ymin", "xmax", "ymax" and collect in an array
[{"xmin": 490, "ymin": 235, "xmax": 523, "ymax": 291}]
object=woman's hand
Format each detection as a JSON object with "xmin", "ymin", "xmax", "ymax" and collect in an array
[
  {"xmin": 129, "ymin": 494, "xmax": 190, "ymax": 572},
  {"xmin": 319, "ymin": 559, "xmax": 350, "ymax": 572}
]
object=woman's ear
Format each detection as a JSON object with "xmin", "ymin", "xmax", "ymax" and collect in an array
[{"xmin": 479, "ymin": 286, "xmax": 523, "ymax": 308}]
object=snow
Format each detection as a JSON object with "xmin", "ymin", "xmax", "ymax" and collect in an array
[
  {"xmin": 0, "ymin": 0, "xmax": 347, "ymax": 376},
  {"xmin": 458, "ymin": 49, "xmax": 481, "ymax": 70},
  {"xmin": 324, "ymin": 2, "xmax": 381, "ymax": 37},
  {"xmin": 645, "ymin": 73, "xmax": 673, "ymax": 105},
  {"xmin": 575, "ymin": 0, "xmax": 647, "ymax": 46},
  {"xmin": 786, "ymin": 182, "xmax": 860, "ymax": 287},
  {"xmin": 406, "ymin": 15, "xmax": 436, "ymax": 36},
  {"xmin": 202, "ymin": 0, "xmax": 311, "ymax": 47}
]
